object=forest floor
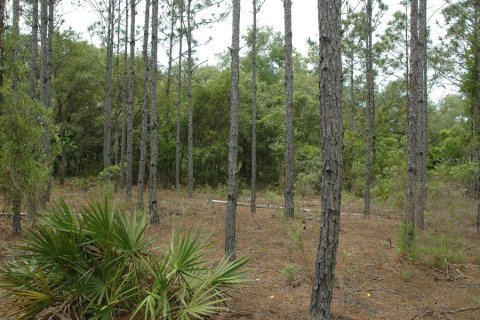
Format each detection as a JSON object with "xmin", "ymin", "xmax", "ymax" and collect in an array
[{"xmin": 1, "ymin": 182, "xmax": 480, "ymax": 319}]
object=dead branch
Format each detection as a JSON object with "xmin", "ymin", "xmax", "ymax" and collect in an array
[
  {"xmin": 344, "ymin": 287, "xmax": 398, "ymax": 294},
  {"xmin": 0, "ymin": 212, "xmax": 28, "ymax": 216},
  {"xmin": 209, "ymin": 199, "xmax": 313, "ymax": 212},
  {"xmin": 440, "ymin": 306, "xmax": 480, "ymax": 315}
]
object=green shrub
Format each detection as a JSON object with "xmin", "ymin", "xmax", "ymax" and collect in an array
[
  {"xmin": 396, "ymin": 223, "xmax": 464, "ymax": 269},
  {"xmin": 280, "ymin": 263, "xmax": 296, "ymax": 282},
  {"xmin": 72, "ymin": 176, "xmax": 91, "ymax": 191},
  {"xmin": 0, "ymin": 199, "xmax": 248, "ymax": 320}
]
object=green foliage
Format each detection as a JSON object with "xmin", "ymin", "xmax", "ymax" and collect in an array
[
  {"xmin": 396, "ymin": 223, "xmax": 416, "ymax": 258},
  {"xmin": 396, "ymin": 224, "xmax": 464, "ymax": 269},
  {"xmin": 0, "ymin": 91, "xmax": 54, "ymax": 204},
  {"xmin": 280, "ymin": 263, "xmax": 296, "ymax": 282},
  {"xmin": 0, "ymin": 199, "xmax": 249, "ymax": 320}
]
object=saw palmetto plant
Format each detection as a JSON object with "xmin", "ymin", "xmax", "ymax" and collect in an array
[{"xmin": 0, "ymin": 199, "xmax": 248, "ymax": 320}]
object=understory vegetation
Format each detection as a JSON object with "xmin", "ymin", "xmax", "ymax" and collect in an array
[{"xmin": 0, "ymin": 199, "xmax": 248, "ymax": 320}]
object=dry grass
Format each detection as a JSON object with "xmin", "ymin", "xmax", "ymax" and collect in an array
[{"xmin": 0, "ymin": 181, "xmax": 479, "ymax": 319}]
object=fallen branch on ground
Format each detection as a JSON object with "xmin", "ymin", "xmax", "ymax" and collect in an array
[
  {"xmin": 0, "ymin": 212, "xmax": 27, "ymax": 216},
  {"xmin": 209, "ymin": 199, "xmax": 313, "ymax": 212},
  {"xmin": 440, "ymin": 306, "xmax": 480, "ymax": 315},
  {"xmin": 344, "ymin": 287, "xmax": 398, "ymax": 294}
]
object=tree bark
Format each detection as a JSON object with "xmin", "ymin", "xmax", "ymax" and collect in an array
[
  {"xmin": 406, "ymin": 0, "xmax": 419, "ymax": 249},
  {"xmin": 149, "ymin": 0, "xmax": 160, "ymax": 224},
  {"xmin": 12, "ymin": 194, "xmax": 21, "ymax": 236},
  {"xmin": 46, "ymin": 0, "xmax": 54, "ymax": 105},
  {"xmin": 364, "ymin": 0, "xmax": 374, "ymax": 216},
  {"xmin": 126, "ymin": 0, "xmax": 136, "ymax": 199},
  {"xmin": 175, "ymin": 2, "xmax": 184, "ymax": 191},
  {"xmin": 120, "ymin": 0, "xmax": 129, "ymax": 189},
  {"xmin": 310, "ymin": 0, "xmax": 343, "ymax": 318},
  {"xmin": 11, "ymin": 0, "xmax": 21, "ymax": 235},
  {"xmin": 416, "ymin": 0, "xmax": 427, "ymax": 229},
  {"xmin": 162, "ymin": 0, "xmax": 177, "ymax": 189},
  {"xmin": 186, "ymin": 0, "xmax": 194, "ymax": 197},
  {"xmin": 30, "ymin": 0, "xmax": 39, "ymax": 99},
  {"xmin": 0, "ymin": 0, "xmax": 4, "ymax": 102},
  {"xmin": 475, "ymin": 0, "xmax": 480, "ymax": 239},
  {"xmin": 250, "ymin": 0, "xmax": 258, "ymax": 214},
  {"xmin": 11, "ymin": 0, "xmax": 20, "ymax": 92},
  {"xmin": 137, "ymin": 0, "xmax": 151, "ymax": 210},
  {"xmin": 40, "ymin": 0, "xmax": 48, "ymax": 106},
  {"xmin": 112, "ymin": 0, "xmax": 122, "ymax": 187},
  {"xmin": 103, "ymin": 0, "xmax": 115, "ymax": 172},
  {"xmin": 283, "ymin": 0, "xmax": 294, "ymax": 219},
  {"xmin": 225, "ymin": 0, "xmax": 241, "ymax": 261},
  {"xmin": 165, "ymin": 0, "xmax": 176, "ymax": 129},
  {"xmin": 0, "ymin": 0, "xmax": 5, "ymax": 102}
]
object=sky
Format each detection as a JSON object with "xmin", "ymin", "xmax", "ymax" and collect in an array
[{"xmin": 57, "ymin": 0, "xmax": 453, "ymax": 102}]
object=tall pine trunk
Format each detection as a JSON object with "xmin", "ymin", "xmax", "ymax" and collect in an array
[
  {"xmin": 11, "ymin": 0, "xmax": 21, "ymax": 236},
  {"xmin": 126, "ymin": 0, "xmax": 136, "ymax": 199},
  {"xmin": 112, "ymin": 0, "xmax": 122, "ymax": 184},
  {"xmin": 46, "ymin": 0, "xmax": 54, "ymax": 105},
  {"xmin": 163, "ymin": 0, "xmax": 176, "ymax": 188},
  {"xmin": 0, "ymin": 0, "xmax": 4, "ymax": 102},
  {"xmin": 186, "ymin": 0, "xmax": 194, "ymax": 197},
  {"xmin": 40, "ymin": 0, "xmax": 48, "ymax": 106},
  {"xmin": 283, "ymin": 0, "xmax": 294, "ymax": 218},
  {"xmin": 103, "ymin": 0, "xmax": 115, "ymax": 172},
  {"xmin": 11, "ymin": 0, "xmax": 19, "ymax": 91},
  {"xmin": 30, "ymin": 0, "xmax": 39, "ymax": 99},
  {"xmin": 364, "ymin": 0, "xmax": 374, "ymax": 216},
  {"xmin": 137, "ymin": 0, "xmax": 151, "ymax": 210},
  {"xmin": 175, "ymin": 3, "xmax": 184, "ymax": 191},
  {"xmin": 310, "ymin": 0, "xmax": 343, "ymax": 317},
  {"xmin": 406, "ymin": 0, "xmax": 419, "ymax": 250},
  {"xmin": 250, "ymin": 0, "xmax": 258, "ymax": 214},
  {"xmin": 475, "ymin": 0, "xmax": 480, "ymax": 238},
  {"xmin": 120, "ymin": 0, "xmax": 129, "ymax": 189},
  {"xmin": 416, "ymin": 0, "xmax": 427, "ymax": 229},
  {"xmin": 149, "ymin": 0, "xmax": 160, "ymax": 224},
  {"xmin": 225, "ymin": 0, "xmax": 241, "ymax": 261}
]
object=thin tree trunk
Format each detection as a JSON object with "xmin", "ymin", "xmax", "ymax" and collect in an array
[
  {"xmin": 163, "ymin": 0, "xmax": 176, "ymax": 189},
  {"xmin": 103, "ymin": 0, "xmax": 115, "ymax": 172},
  {"xmin": 250, "ymin": 0, "xmax": 258, "ymax": 214},
  {"xmin": 12, "ymin": 194, "xmax": 21, "ymax": 236},
  {"xmin": 364, "ymin": 0, "xmax": 374, "ymax": 216},
  {"xmin": 165, "ymin": 0, "xmax": 176, "ymax": 129},
  {"xmin": 30, "ymin": 0, "xmax": 39, "ymax": 99},
  {"xmin": 283, "ymin": 0, "xmax": 294, "ymax": 219},
  {"xmin": 349, "ymin": 56, "xmax": 355, "ymax": 131},
  {"xmin": 0, "ymin": 0, "xmax": 4, "ymax": 102},
  {"xmin": 137, "ymin": 0, "xmax": 151, "ymax": 210},
  {"xmin": 11, "ymin": 0, "xmax": 21, "ymax": 235},
  {"xmin": 149, "ymin": 0, "xmax": 160, "ymax": 224},
  {"xmin": 175, "ymin": 3, "xmax": 184, "ymax": 191},
  {"xmin": 46, "ymin": 0, "xmax": 54, "ymax": 105},
  {"xmin": 416, "ymin": 0, "xmax": 427, "ymax": 229},
  {"xmin": 475, "ymin": 0, "xmax": 480, "ymax": 239},
  {"xmin": 225, "ymin": 0, "xmax": 241, "ymax": 261},
  {"xmin": 38, "ymin": 0, "xmax": 50, "ymax": 208},
  {"xmin": 186, "ymin": 0, "xmax": 194, "ymax": 197},
  {"xmin": 310, "ymin": 0, "xmax": 343, "ymax": 317},
  {"xmin": 120, "ymin": 0, "xmax": 129, "ymax": 189},
  {"xmin": 11, "ymin": 0, "xmax": 19, "ymax": 92},
  {"xmin": 406, "ymin": 0, "xmax": 419, "ymax": 250},
  {"xmin": 112, "ymin": 0, "xmax": 122, "ymax": 189},
  {"xmin": 126, "ymin": 0, "xmax": 136, "ymax": 199},
  {"xmin": 40, "ymin": 0, "xmax": 48, "ymax": 106}
]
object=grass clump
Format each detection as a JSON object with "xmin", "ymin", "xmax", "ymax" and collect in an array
[
  {"xmin": 396, "ymin": 223, "xmax": 464, "ymax": 269},
  {"xmin": 0, "ymin": 199, "xmax": 248, "ymax": 320}
]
